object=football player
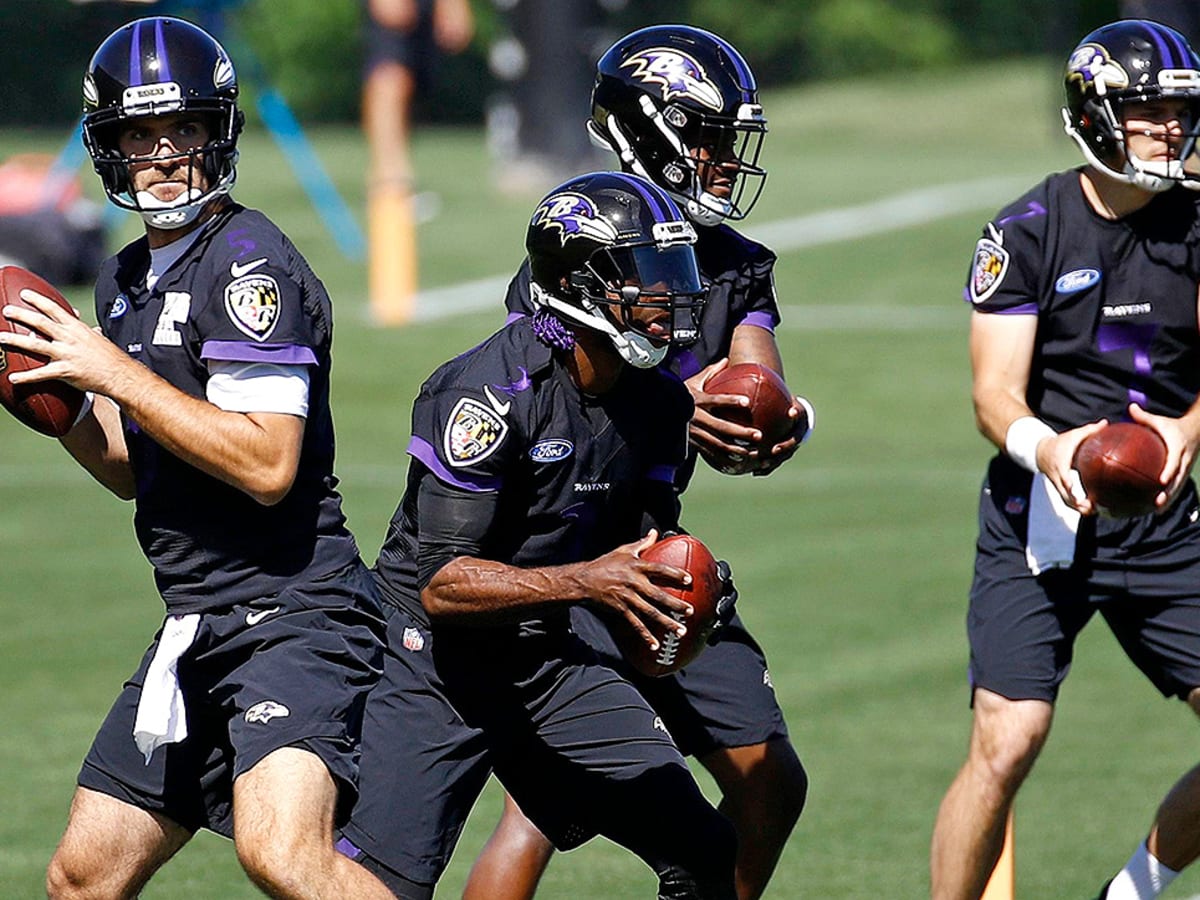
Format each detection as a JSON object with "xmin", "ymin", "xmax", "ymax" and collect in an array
[
  {"xmin": 336, "ymin": 171, "xmax": 740, "ymax": 900},
  {"xmin": 465, "ymin": 25, "xmax": 811, "ymax": 900},
  {"xmin": 927, "ymin": 19, "xmax": 1200, "ymax": 900},
  {"xmin": 0, "ymin": 18, "xmax": 392, "ymax": 898}
]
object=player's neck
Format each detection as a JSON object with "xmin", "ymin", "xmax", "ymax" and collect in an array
[
  {"xmin": 567, "ymin": 329, "xmax": 623, "ymax": 395},
  {"xmin": 143, "ymin": 198, "xmax": 228, "ymax": 249},
  {"xmin": 1080, "ymin": 168, "xmax": 1158, "ymax": 220}
]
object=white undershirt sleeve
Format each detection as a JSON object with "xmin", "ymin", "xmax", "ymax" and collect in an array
[{"xmin": 205, "ymin": 360, "xmax": 311, "ymax": 417}]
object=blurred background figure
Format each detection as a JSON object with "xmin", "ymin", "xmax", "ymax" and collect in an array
[
  {"xmin": 0, "ymin": 153, "xmax": 106, "ymax": 286},
  {"xmin": 1120, "ymin": 0, "xmax": 1200, "ymax": 40},
  {"xmin": 485, "ymin": 0, "xmax": 617, "ymax": 192},
  {"xmin": 364, "ymin": 0, "xmax": 474, "ymax": 325}
]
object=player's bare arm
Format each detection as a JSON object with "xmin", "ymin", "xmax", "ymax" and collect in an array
[
  {"xmin": 1, "ymin": 290, "xmax": 303, "ymax": 506},
  {"xmin": 421, "ymin": 531, "xmax": 693, "ymax": 647},
  {"xmin": 61, "ymin": 393, "xmax": 135, "ymax": 499},
  {"xmin": 970, "ymin": 308, "xmax": 1106, "ymax": 514}
]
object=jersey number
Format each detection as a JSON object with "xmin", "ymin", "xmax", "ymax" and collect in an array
[
  {"xmin": 153, "ymin": 292, "xmax": 192, "ymax": 347},
  {"xmin": 1097, "ymin": 321, "xmax": 1157, "ymax": 410}
]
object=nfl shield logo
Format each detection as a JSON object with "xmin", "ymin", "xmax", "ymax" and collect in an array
[{"xmin": 402, "ymin": 627, "xmax": 425, "ymax": 652}]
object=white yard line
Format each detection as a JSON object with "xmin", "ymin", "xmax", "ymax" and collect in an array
[{"xmin": 409, "ymin": 174, "xmax": 1038, "ymax": 322}]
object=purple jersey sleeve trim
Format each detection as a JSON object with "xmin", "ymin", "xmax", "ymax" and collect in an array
[
  {"xmin": 200, "ymin": 340, "xmax": 318, "ymax": 365},
  {"xmin": 646, "ymin": 464, "xmax": 678, "ymax": 484},
  {"xmin": 961, "ymin": 290, "xmax": 1038, "ymax": 316},
  {"xmin": 505, "ymin": 311, "xmax": 527, "ymax": 325},
  {"xmin": 408, "ymin": 435, "xmax": 503, "ymax": 493},
  {"xmin": 739, "ymin": 310, "xmax": 778, "ymax": 332}
]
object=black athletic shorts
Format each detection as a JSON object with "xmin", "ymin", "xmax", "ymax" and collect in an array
[
  {"xmin": 340, "ymin": 603, "xmax": 708, "ymax": 885},
  {"xmin": 569, "ymin": 605, "xmax": 789, "ymax": 758},
  {"xmin": 968, "ymin": 455, "xmax": 1200, "ymax": 703},
  {"xmin": 78, "ymin": 561, "xmax": 385, "ymax": 837}
]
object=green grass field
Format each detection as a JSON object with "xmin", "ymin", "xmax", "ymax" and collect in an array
[{"xmin": 4, "ymin": 59, "xmax": 1200, "ymax": 898}]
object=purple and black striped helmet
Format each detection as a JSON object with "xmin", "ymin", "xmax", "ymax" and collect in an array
[
  {"xmin": 525, "ymin": 172, "xmax": 705, "ymax": 367},
  {"xmin": 1063, "ymin": 18, "xmax": 1200, "ymax": 192},
  {"xmin": 82, "ymin": 17, "xmax": 244, "ymax": 227},
  {"xmin": 590, "ymin": 25, "xmax": 767, "ymax": 227}
]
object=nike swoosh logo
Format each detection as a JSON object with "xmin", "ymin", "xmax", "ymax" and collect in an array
[
  {"xmin": 483, "ymin": 385, "xmax": 511, "ymax": 416},
  {"xmin": 245, "ymin": 606, "xmax": 281, "ymax": 626},
  {"xmin": 230, "ymin": 257, "xmax": 269, "ymax": 278}
]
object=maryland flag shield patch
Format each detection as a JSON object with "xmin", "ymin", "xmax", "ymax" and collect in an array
[
  {"xmin": 224, "ymin": 274, "xmax": 281, "ymax": 341},
  {"xmin": 445, "ymin": 396, "xmax": 508, "ymax": 467},
  {"xmin": 970, "ymin": 237, "xmax": 1009, "ymax": 305}
]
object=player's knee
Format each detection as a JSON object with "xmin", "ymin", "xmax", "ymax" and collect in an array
[
  {"xmin": 762, "ymin": 741, "xmax": 809, "ymax": 824},
  {"xmin": 236, "ymin": 835, "xmax": 296, "ymax": 894},
  {"xmin": 659, "ymin": 807, "xmax": 738, "ymax": 898},
  {"xmin": 46, "ymin": 855, "xmax": 79, "ymax": 899},
  {"xmin": 1186, "ymin": 685, "xmax": 1200, "ymax": 717},
  {"xmin": 655, "ymin": 818, "xmax": 738, "ymax": 900},
  {"xmin": 46, "ymin": 851, "xmax": 102, "ymax": 900}
]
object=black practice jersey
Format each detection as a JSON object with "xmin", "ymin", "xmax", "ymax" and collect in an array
[
  {"xmin": 504, "ymin": 222, "xmax": 781, "ymax": 488},
  {"xmin": 374, "ymin": 317, "xmax": 692, "ymax": 629},
  {"xmin": 94, "ymin": 204, "xmax": 361, "ymax": 614},
  {"xmin": 966, "ymin": 170, "xmax": 1200, "ymax": 429}
]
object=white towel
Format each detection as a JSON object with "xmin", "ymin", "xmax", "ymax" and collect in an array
[
  {"xmin": 1025, "ymin": 472, "xmax": 1081, "ymax": 575},
  {"xmin": 133, "ymin": 614, "xmax": 201, "ymax": 764}
]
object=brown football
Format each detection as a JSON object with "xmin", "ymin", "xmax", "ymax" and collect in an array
[
  {"xmin": 615, "ymin": 534, "xmax": 724, "ymax": 678},
  {"xmin": 0, "ymin": 265, "xmax": 85, "ymax": 437},
  {"xmin": 1073, "ymin": 422, "xmax": 1167, "ymax": 518},
  {"xmin": 700, "ymin": 362, "xmax": 801, "ymax": 474}
]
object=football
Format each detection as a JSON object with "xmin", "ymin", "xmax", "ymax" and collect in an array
[
  {"xmin": 615, "ymin": 533, "xmax": 724, "ymax": 678},
  {"xmin": 1073, "ymin": 422, "xmax": 1167, "ymax": 518},
  {"xmin": 700, "ymin": 362, "xmax": 802, "ymax": 474},
  {"xmin": 0, "ymin": 265, "xmax": 85, "ymax": 437}
]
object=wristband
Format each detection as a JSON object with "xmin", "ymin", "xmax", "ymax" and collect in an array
[{"xmin": 1004, "ymin": 415, "xmax": 1055, "ymax": 473}]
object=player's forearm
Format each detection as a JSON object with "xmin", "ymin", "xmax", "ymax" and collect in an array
[
  {"xmin": 60, "ymin": 396, "xmax": 135, "ymax": 499},
  {"xmin": 99, "ymin": 356, "xmax": 301, "ymax": 505},
  {"xmin": 973, "ymin": 385, "xmax": 1037, "ymax": 452},
  {"xmin": 728, "ymin": 322, "xmax": 784, "ymax": 375},
  {"xmin": 421, "ymin": 556, "xmax": 590, "ymax": 625}
]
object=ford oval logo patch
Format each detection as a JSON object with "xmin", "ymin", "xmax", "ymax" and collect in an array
[
  {"xmin": 529, "ymin": 439, "xmax": 573, "ymax": 463},
  {"xmin": 1054, "ymin": 268, "xmax": 1101, "ymax": 294}
]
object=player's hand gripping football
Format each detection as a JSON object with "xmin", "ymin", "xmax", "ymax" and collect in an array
[
  {"xmin": 1038, "ymin": 418, "xmax": 1108, "ymax": 515},
  {"xmin": 0, "ymin": 289, "xmax": 137, "ymax": 399},
  {"xmin": 582, "ymin": 530, "xmax": 692, "ymax": 652},
  {"xmin": 1128, "ymin": 402, "xmax": 1200, "ymax": 507},
  {"xmin": 686, "ymin": 358, "xmax": 812, "ymax": 476}
]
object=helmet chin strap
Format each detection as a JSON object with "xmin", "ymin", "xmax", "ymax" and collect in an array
[{"xmin": 529, "ymin": 283, "xmax": 669, "ymax": 368}]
